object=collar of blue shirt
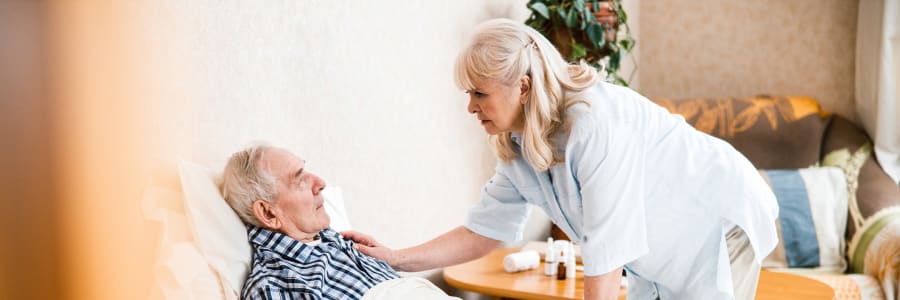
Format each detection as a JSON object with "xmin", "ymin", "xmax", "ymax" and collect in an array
[{"xmin": 247, "ymin": 225, "xmax": 342, "ymax": 262}]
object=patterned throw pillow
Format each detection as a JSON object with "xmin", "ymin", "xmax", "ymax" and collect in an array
[
  {"xmin": 848, "ymin": 207, "xmax": 900, "ymax": 299},
  {"xmin": 759, "ymin": 167, "xmax": 849, "ymax": 272}
]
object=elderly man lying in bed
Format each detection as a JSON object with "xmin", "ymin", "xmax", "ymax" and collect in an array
[{"xmin": 222, "ymin": 145, "xmax": 408, "ymax": 300}]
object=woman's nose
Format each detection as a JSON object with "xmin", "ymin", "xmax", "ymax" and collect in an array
[{"xmin": 467, "ymin": 98, "xmax": 478, "ymax": 114}]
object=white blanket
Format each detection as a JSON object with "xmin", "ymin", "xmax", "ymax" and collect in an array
[{"xmin": 361, "ymin": 277, "xmax": 460, "ymax": 300}]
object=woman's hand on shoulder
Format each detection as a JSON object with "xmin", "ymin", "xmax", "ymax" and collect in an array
[{"xmin": 341, "ymin": 230, "xmax": 399, "ymax": 267}]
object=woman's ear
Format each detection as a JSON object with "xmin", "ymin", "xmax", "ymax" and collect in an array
[
  {"xmin": 519, "ymin": 75, "xmax": 531, "ymax": 104},
  {"xmin": 252, "ymin": 199, "xmax": 280, "ymax": 230}
]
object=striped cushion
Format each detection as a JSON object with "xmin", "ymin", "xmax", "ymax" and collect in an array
[
  {"xmin": 759, "ymin": 167, "xmax": 849, "ymax": 271},
  {"xmin": 848, "ymin": 207, "xmax": 900, "ymax": 299}
]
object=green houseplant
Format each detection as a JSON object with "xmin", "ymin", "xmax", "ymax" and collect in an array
[{"xmin": 525, "ymin": 0, "xmax": 635, "ymax": 86}]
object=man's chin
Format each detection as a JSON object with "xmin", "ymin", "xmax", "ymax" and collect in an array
[{"xmin": 321, "ymin": 214, "xmax": 331, "ymax": 229}]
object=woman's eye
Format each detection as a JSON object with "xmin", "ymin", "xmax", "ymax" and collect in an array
[{"xmin": 465, "ymin": 90, "xmax": 486, "ymax": 98}]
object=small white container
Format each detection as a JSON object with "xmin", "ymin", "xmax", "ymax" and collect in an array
[
  {"xmin": 503, "ymin": 250, "xmax": 540, "ymax": 273},
  {"xmin": 544, "ymin": 237, "xmax": 556, "ymax": 276},
  {"xmin": 565, "ymin": 243, "xmax": 576, "ymax": 278}
]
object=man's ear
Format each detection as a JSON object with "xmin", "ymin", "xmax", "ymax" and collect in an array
[
  {"xmin": 519, "ymin": 75, "xmax": 531, "ymax": 104},
  {"xmin": 252, "ymin": 199, "xmax": 280, "ymax": 230}
]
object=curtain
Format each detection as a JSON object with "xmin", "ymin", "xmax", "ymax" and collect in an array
[{"xmin": 856, "ymin": 0, "xmax": 900, "ymax": 185}]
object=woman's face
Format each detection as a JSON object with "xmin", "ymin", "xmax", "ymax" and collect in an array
[{"xmin": 466, "ymin": 78, "xmax": 526, "ymax": 135}]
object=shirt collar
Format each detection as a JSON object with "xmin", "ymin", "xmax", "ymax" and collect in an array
[
  {"xmin": 247, "ymin": 225, "xmax": 342, "ymax": 259},
  {"xmin": 511, "ymin": 132, "xmax": 522, "ymax": 144}
]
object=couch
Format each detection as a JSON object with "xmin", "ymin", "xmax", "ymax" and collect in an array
[{"xmin": 651, "ymin": 96, "xmax": 900, "ymax": 299}]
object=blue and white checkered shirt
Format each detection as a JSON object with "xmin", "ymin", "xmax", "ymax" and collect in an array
[{"xmin": 242, "ymin": 226, "xmax": 399, "ymax": 300}]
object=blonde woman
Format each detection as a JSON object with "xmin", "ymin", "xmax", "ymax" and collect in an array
[{"xmin": 344, "ymin": 18, "xmax": 778, "ymax": 300}]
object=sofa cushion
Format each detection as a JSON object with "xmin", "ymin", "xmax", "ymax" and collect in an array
[
  {"xmin": 652, "ymin": 96, "xmax": 831, "ymax": 169},
  {"xmin": 805, "ymin": 273, "xmax": 886, "ymax": 300},
  {"xmin": 759, "ymin": 167, "xmax": 848, "ymax": 271},
  {"xmin": 821, "ymin": 116, "xmax": 900, "ymax": 239},
  {"xmin": 847, "ymin": 207, "xmax": 900, "ymax": 299}
]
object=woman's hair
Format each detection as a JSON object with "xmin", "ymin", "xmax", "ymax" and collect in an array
[
  {"xmin": 221, "ymin": 143, "xmax": 277, "ymax": 227},
  {"xmin": 454, "ymin": 18, "xmax": 600, "ymax": 171}
]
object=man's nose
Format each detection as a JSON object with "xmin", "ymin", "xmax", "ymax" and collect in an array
[{"xmin": 312, "ymin": 176, "xmax": 326, "ymax": 195}]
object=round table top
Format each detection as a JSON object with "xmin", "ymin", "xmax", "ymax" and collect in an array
[{"xmin": 443, "ymin": 247, "xmax": 834, "ymax": 300}]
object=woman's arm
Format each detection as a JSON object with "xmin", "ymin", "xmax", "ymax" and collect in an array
[
  {"xmin": 342, "ymin": 226, "xmax": 500, "ymax": 272},
  {"xmin": 583, "ymin": 267, "xmax": 623, "ymax": 300}
]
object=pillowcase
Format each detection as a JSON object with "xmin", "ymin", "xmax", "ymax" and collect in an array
[
  {"xmin": 177, "ymin": 159, "xmax": 353, "ymax": 298},
  {"xmin": 178, "ymin": 159, "xmax": 250, "ymax": 300},
  {"xmin": 758, "ymin": 167, "xmax": 848, "ymax": 272},
  {"xmin": 321, "ymin": 186, "xmax": 353, "ymax": 232}
]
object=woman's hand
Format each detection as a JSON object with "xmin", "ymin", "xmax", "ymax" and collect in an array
[
  {"xmin": 341, "ymin": 230, "xmax": 398, "ymax": 266},
  {"xmin": 343, "ymin": 226, "xmax": 500, "ymax": 272}
]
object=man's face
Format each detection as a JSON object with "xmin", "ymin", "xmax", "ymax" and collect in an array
[{"xmin": 260, "ymin": 148, "xmax": 330, "ymax": 236}]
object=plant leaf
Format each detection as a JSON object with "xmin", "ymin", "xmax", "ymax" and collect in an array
[
  {"xmin": 591, "ymin": 0, "xmax": 600, "ymax": 11},
  {"xmin": 583, "ymin": 7, "xmax": 594, "ymax": 24},
  {"xmin": 574, "ymin": 0, "xmax": 585, "ymax": 12},
  {"xmin": 565, "ymin": 7, "xmax": 578, "ymax": 28},
  {"xmin": 617, "ymin": 2, "xmax": 628, "ymax": 24},
  {"xmin": 608, "ymin": 51, "xmax": 620, "ymax": 71},
  {"xmin": 612, "ymin": 73, "xmax": 628, "ymax": 86},
  {"xmin": 586, "ymin": 23, "xmax": 604, "ymax": 48},
  {"xmin": 617, "ymin": 43, "xmax": 627, "ymax": 65},
  {"xmin": 620, "ymin": 37, "xmax": 634, "ymax": 51},
  {"xmin": 570, "ymin": 42, "xmax": 586, "ymax": 60},
  {"xmin": 529, "ymin": 2, "xmax": 550, "ymax": 19}
]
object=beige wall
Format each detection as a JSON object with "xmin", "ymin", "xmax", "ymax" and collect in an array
[
  {"xmin": 637, "ymin": 0, "xmax": 859, "ymax": 121},
  {"xmin": 45, "ymin": 1, "xmax": 550, "ymax": 299}
]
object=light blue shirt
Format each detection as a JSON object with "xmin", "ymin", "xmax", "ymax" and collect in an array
[{"xmin": 464, "ymin": 82, "xmax": 779, "ymax": 298}]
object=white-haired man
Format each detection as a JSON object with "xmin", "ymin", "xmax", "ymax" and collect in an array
[{"xmin": 222, "ymin": 145, "xmax": 398, "ymax": 300}]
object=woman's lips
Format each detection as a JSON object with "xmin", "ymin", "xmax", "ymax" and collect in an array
[{"xmin": 481, "ymin": 120, "xmax": 489, "ymax": 125}]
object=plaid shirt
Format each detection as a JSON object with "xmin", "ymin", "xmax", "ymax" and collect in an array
[{"xmin": 242, "ymin": 226, "xmax": 399, "ymax": 300}]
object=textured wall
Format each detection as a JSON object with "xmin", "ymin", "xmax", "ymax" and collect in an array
[
  {"xmin": 151, "ymin": 0, "xmax": 548, "ymax": 249},
  {"xmin": 47, "ymin": 1, "xmax": 559, "ymax": 299},
  {"xmin": 638, "ymin": 0, "xmax": 859, "ymax": 121},
  {"xmin": 139, "ymin": 0, "xmax": 547, "ymax": 296}
]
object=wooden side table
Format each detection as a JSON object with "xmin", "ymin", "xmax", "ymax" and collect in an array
[
  {"xmin": 444, "ymin": 248, "xmax": 624, "ymax": 300},
  {"xmin": 443, "ymin": 248, "xmax": 834, "ymax": 300}
]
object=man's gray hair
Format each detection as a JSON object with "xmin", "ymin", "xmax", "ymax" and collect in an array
[{"xmin": 222, "ymin": 144, "xmax": 277, "ymax": 227}]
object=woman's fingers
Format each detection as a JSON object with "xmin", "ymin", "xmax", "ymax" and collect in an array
[
  {"xmin": 353, "ymin": 243, "xmax": 373, "ymax": 255},
  {"xmin": 343, "ymin": 230, "xmax": 401, "ymax": 268},
  {"xmin": 341, "ymin": 230, "xmax": 377, "ymax": 247},
  {"xmin": 353, "ymin": 244, "xmax": 397, "ymax": 267}
]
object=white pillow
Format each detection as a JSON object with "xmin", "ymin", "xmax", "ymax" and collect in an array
[
  {"xmin": 177, "ymin": 159, "xmax": 353, "ymax": 298},
  {"xmin": 178, "ymin": 159, "xmax": 250, "ymax": 300},
  {"xmin": 321, "ymin": 186, "xmax": 353, "ymax": 232}
]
